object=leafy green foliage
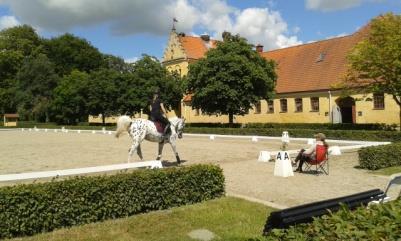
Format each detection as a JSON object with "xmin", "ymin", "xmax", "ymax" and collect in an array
[
  {"xmin": 0, "ymin": 164, "xmax": 225, "ymax": 239},
  {"xmin": 87, "ymin": 68, "xmax": 121, "ymax": 124},
  {"xmin": 186, "ymin": 122, "xmax": 397, "ymax": 131},
  {"xmin": 51, "ymin": 70, "xmax": 90, "ymax": 124},
  {"xmin": 347, "ymin": 13, "xmax": 401, "ymax": 126},
  {"xmin": 186, "ymin": 33, "xmax": 276, "ymax": 123},
  {"xmin": 0, "ymin": 25, "xmax": 42, "ymax": 57},
  {"xmin": 44, "ymin": 33, "xmax": 103, "ymax": 75},
  {"xmin": 256, "ymin": 199, "xmax": 401, "ymax": 241},
  {"xmin": 358, "ymin": 142, "xmax": 401, "ymax": 170},
  {"xmin": 16, "ymin": 54, "xmax": 60, "ymax": 122},
  {"xmin": 117, "ymin": 55, "xmax": 182, "ymax": 115}
]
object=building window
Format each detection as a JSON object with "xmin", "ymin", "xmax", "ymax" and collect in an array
[
  {"xmin": 310, "ymin": 97, "xmax": 319, "ymax": 112},
  {"xmin": 295, "ymin": 98, "xmax": 303, "ymax": 112},
  {"xmin": 254, "ymin": 101, "xmax": 261, "ymax": 114},
  {"xmin": 280, "ymin": 99, "xmax": 287, "ymax": 112},
  {"xmin": 267, "ymin": 100, "xmax": 274, "ymax": 113},
  {"xmin": 373, "ymin": 93, "xmax": 385, "ymax": 109}
]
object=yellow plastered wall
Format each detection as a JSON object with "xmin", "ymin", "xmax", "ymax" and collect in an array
[
  {"xmin": 181, "ymin": 91, "xmax": 399, "ymax": 125},
  {"xmin": 353, "ymin": 93, "xmax": 398, "ymax": 124}
]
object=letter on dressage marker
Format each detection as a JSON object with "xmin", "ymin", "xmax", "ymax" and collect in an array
[{"xmin": 274, "ymin": 151, "xmax": 294, "ymax": 177}]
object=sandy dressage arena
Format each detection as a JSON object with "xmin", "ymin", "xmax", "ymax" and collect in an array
[{"xmin": 0, "ymin": 130, "xmax": 390, "ymax": 208}]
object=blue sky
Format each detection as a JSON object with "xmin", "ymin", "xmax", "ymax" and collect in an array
[{"xmin": 0, "ymin": 0, "xmax": 400, "ymax": 62}]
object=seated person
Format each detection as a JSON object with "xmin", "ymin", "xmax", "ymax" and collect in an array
[{"xmin": 292, "ymin": 133, "xmax": 328, "ymax": 172}]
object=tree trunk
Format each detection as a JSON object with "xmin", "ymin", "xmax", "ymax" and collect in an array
[
  {"xmin": 102, "ymin": 113, "xmax": 106, "ymax": 126},
  {"xmin": 228, "ymin": 112, "xmax": 233, "ymax": 127}
]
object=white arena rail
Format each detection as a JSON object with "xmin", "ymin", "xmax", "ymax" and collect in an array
[{"xmin": 0, "ymin": 161, "xmax": 163, "ymax": 182}]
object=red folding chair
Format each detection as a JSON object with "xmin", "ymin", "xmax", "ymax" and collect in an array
[{"xmin": 304, "ymin": 145, "xmax": 329, "ymax": 175}]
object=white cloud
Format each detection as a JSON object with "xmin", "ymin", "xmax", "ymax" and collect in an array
[
  {"xmin": 0, "ymin": 0, "xmax": 301, "ymax": 50},
  {"xmin": 306, "ymin": 0, "xmax": 362, "ymax": 11},
  {"xmin": 0, "ymin": 15, "xmax": 20, "ymax": 30},
  {"xmin": 0, "ymin": 0, "xmax": 197, "ymax": 35}
]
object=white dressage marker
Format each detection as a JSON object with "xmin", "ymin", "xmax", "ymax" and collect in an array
[
  {"xmin": 92, "ymin": 130, "xmax": 96, "ymax": 134},
  {"xmin": 274, "ymin": 150, "xmax": 294, "ymax": 177},
  {"xmin": 252, "ymin": 136, "xmax": 258, "ymax": 142},
  {"xmin": 108, "ymin": 131, "xmax": 112, "ymax": 135},
  {"xmin": 281, "ymin": 131, "xmax": 290, "ymax": 143},
  {"xmin": 0, "ymin": 161, "xmax": 163, "ymax": 182},
  {"xmin": 209, "ymin": 135, "xmax": 215, "ymax": 140},
  {"xmin": 258, "ymin": 151, "xmax": 271, "ymax": 162},
  {"xmin": 78, "ymin": 130, "xmax": 81, "ymax": 134}
]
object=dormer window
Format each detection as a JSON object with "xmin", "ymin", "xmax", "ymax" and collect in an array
[{"xmin": 316, "ymin": 52, "xmax": 326, "ymax": 62}]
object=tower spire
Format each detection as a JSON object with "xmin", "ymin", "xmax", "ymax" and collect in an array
[{"xmin": 172, "ymin": 17, "xmax": 178, "ymax": 31}]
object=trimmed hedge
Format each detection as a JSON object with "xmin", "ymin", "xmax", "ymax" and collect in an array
[
  {"xmin": 0, "ymin": 164, "xmax": 225, "ymax": 239},
  {"xmin": 186, "ymin": 122, "xmax": 398, "ymax": 131},
  {"xmin": 358, "ymin": 142, "xmax": 401, "ymax": 170},
  {"xmin": 246, "ymin": 122, "xmax": 397, "ymax": 131},
  {"xmin": 185, "ymin": 127, "xmax": 401, "ymax": 142},
  {"xmin": 0, "ymin": 121, "xmax": 115, "ymax": 130},
  {"xmin": 250, "ymin": 199, "xmax": 401, "ymax": 241}
]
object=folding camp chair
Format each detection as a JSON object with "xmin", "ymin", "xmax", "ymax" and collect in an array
[
  {"xmin": 369, "ymin": 174, "xmax": 401, "ymax": 206},
  {"xmin": 303, "ymin": 145, "xmax": 329, "ymax": 175}
]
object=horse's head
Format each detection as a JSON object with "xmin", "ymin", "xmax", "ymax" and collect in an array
[{"xmin": 175, "ymin": 118, "xmax": 186, "ymax": 139}]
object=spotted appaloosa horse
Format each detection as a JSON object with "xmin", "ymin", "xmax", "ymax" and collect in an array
[{"xmin": 115, "ymin": 115, "xmax": 185, "ymax": 164}]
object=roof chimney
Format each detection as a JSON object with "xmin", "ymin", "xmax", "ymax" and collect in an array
[
  {"xmin": 178, "ymin": 32, "xmax": 186, "ymax": 37},
  {"xmin": 256, "ymin": 44, "xmax": 264, "ymax": 53},
  {"xmin": 200, "ymin": 34, "xmax": 210, "ymax": 41}
]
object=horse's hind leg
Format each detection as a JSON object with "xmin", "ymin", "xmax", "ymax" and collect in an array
[
  {"xmin": 156, "ymin": 143, "xmax": 164, "ymax": 160},
  {"xmin": 128, "ymin": 141, "xmax": 141, "ymax": 163}
]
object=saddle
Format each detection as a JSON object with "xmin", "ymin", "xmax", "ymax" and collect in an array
[
  {"xmin": 153, "ymin": 121, "xmax": 164, "ymax": 134},
  {"xmin": 153, "ymin": 121, "xmax": 166, "ymax": 134}
]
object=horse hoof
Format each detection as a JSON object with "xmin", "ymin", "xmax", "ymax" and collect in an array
[{"xmin": 156, "ymin": 156, "xmax": 161, "ymax": 160}]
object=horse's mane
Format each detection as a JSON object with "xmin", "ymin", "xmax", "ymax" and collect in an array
[{"xmin": 168, "ymin": 116, "xmax": 181, "ymax": 126}]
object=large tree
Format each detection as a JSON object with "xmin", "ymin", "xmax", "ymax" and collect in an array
[
  {"xmin": 45, "ymin": 33, "xmax": 103, "ymax": 75},
  {"xmin": 87, "ymin": 68, "xmax": 121, "ymax": 125},
  {"xmin": 17, "ymin": 54, "xmax": 60, "ymax": 121},
  {"xmin": 346, "ymin": 13, "xmax": 401, "ymax": 127},
  {"xmin": 185, "ymin": 33, "xmax": 276, "ymax": 124},
  {"xmin": 51, "ymin": 70, "xmax": 90, "ymax": 124}
]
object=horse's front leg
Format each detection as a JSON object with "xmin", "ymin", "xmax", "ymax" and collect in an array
[
  {"xmin": 137, "ymin": 144, "xmax": 143, "ymax": 161},
  {"xmin": 156, "ymin": 142, "xmax": 164, "ymax": 160},
  {"xmin": 169, "ymin": 140, "xmax": 181, "ymax": 164}
]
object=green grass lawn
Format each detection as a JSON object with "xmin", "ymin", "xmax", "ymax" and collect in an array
[
  {"xmin": 370, "ymin": 166, "xmax": 401, "ymax": 176},
  {"xmin": 10, "ymin": 197, "xmax": 273, "ymax": 241}
]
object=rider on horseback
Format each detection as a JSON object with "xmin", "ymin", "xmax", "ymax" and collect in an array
[{"xmin": 150, "ymin": 89, "xmax": 171, "ymax": 139}]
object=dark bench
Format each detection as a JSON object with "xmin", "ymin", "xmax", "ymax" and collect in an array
[{"xmin": 263, "ymin": 189, "xmax": 385, "ymax": 235}]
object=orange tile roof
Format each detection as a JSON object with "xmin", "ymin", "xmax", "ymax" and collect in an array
[
  {"xmin": 261, "ymin": 26, "xmax": 369, "ymax": 94},
  {"xmin": 179, "ymin": 36, "xmax": 217, "ymax": 59},
  {"xmin": 178, "ymin": 24, "xmax": 370, "ymax": 95}
]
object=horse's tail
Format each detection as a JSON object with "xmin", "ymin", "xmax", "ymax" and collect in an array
[{"xmin": 115, "ymin": 115, "xmax": 132, "ymax": 138}]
